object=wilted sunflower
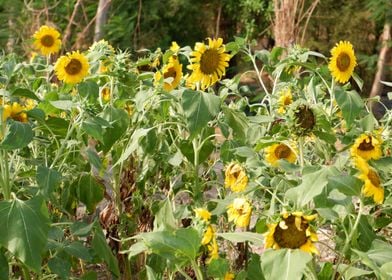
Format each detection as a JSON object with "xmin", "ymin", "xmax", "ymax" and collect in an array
[
  {"xmin": 328, "ymin": 41, "xmax": 357, "ymax": 84},
  {"xmin": 351, "ymin": 133, "xmax": 382, "ymax": 161},
  {"xmin": 227, "ymin": 198, "xmax": 252, "ymax": 228},
  {"xmin": 33, "ymin": 25, "xmax": 61, "ymax": 55},
  {"xmin": 277, "ymin": 88, "xmax": 293, "ymax": 114},
  {"xmin": 187, "ymin": 38, "xmax": 230, "ymax": 90},
  {"xmin": 54, "ymin": 51, "xmax": 89, "ymax": 84},
  {"xmin": 194, "ymin": 208, "xmax": 211, "ymax": 222},
  {"xmin": 154, "ymin": 56, "xmax": 183, "ymax": 91},
  {"xmin": 201, "ymin": 225, "xmax": 215, "ymax": 245},
  {"xmin": 2, "ymin": 103, "xmax": 28, "ymax": 123},
  {"xmin": 224, "ymin": 162, "xmax": 248, "ymax": 192},
  {"xmin": 355, "ymin": 157, "xmax": 384, "ymax": 204},
  {"xmin": 264, "ymin": 212, "xmax": 318, "ymax": 254},
  {"xmin": 292, "ymin": 104, "xmax": 316, "ymax": 136},
  {"xmin": 265, "ymin": 143, "xmax": 297, "ymax": 167}
]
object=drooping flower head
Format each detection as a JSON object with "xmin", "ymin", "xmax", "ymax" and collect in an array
[
  {"xmin": 154, "ymin": 56, "xmax": 183, "ymax": 91},
  {"xmin": 351, "ymin": 133, "xmax": 383, "ymax": 161},
  {"xmin": 33, "ymin": 25, "xmax": 61, "ymax": 55},
  {"xmin": 2, "ymin": 102, "xmax": 28, "ymax": 123},
  {"xmin": 224, "ymin": 162, "xmax": 248, "ymax": 192},
  {"xmin": 277, "ymin": 88, "xmax": 293, "ymax": 114},
  {"xmin": 187, "ymin": 38, "xmax": 230, "ymax": 90},
  {"xmin": 264, "ymin": 212, "xmax": 319, "ymax": 254},
  {"xmin": 328, "ymin": 41, "xmax": 357, "ymax": 84},
  {"xmin": 265, "ymin": 143, "xmax": 297, "ymax": 167},
  {"xmin": 354, "ymin": 157, "xmax": 384, "ymax": 204},
  {"xmin": 227, "ymin": 198, "xmax": 252, "ymax": 228},
  {"xmin": 54, "ymin": 51, "xmax": 90, "ymax": 84},
  {"xmin": 293, "ymin": 104, "xmax": 316, "ymax": 135}
]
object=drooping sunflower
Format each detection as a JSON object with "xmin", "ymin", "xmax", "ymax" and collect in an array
[
  {"xmin": 2, "ymin": 102, "xmax": 28, "ymax": 123},
  {"xmin": 351, "ymin": 133, "xmax": 383, "ymax": 161},
  {"xmin": 101, "ymin": 87, "xmax": 111, "ymax": 103},
  {"xmin": 154, "ymin": 56, "xmax": 183, "ymax": 91},
  {"xmin": 265, "ymin": 143, "xmax": 297, "ymax": 167},
  {"xmin": 355, "ymin": 157, "xmax": 384, "ymax": 204},
  {"xmin": 187, "ymin": 38, "xmax": 230, "ymax": 90},
  {"xmin": 264, "ymin": 212, "xmax": 319, "ymax": 254},
  {"xmin": 227, "ymin": 198, "xmax": 252, "ymax": 228},
  {"xmin": 54, "ymin": 51, "xmax": 90, "ymax": 84},
  {"xmin": 277, "ymin": 88, "xmax": 293, "ymax": 114},
  {"xmin": 328, "ymin": 41, "xmax": 357, "ymax": 84},
  {"xmin": 293, "ymin": 104, "xmax": 316, "ymax": 136},
  {"xmin": 33, "ymin": 25, "xmax": 61, "ymax": 55},
  {"xmin": 224, "ymin": 162, "xmax": 248, "ymax": 192},
  {"xmin": 194, "ymin": 208, "xmax": 212, "ymax": 222}
]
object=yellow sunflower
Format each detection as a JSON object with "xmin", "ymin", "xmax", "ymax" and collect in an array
[
  {"xmin": 277, "ymin": 88, "xmax": 293, "ymax": 114},
  {"xmin": 328, "ymin": 41, "xmax": 357, "ymax": 84},
  {"xmin": 264, "ymin": 212, "xmax": 319, "ymax": 254},
  {"xmin": 224, "ymin": 272, "xmax": 235, "ymax": 280},
  {"xmin": 170, "ymin": 41, "xmax": 180, "ymax": 53},
  {"xmin": 154, "ymin": 56, "xmax": 183, "ymax": 91},
  {"xmin": 194, "ymin": 208, "xmax": 212, "ymax": 222},
  {"xmin": 224, "ymin": 162, "xmax": 248, "ymax": 192},
  {"xmin": 187, "ymin": 38, "xmax": 230, "ymax": 90},
  {"xmin": 54, "ymin": 51, "xmax": 90, "ymax": 84},
  {"xmin": 355, "ymin": 157, "xmax": 384, "ymax": 204},
  {"xmin": 2, "ymin": 102, "xmax": 28, "ymax": 123},
  {"xmin": 265, "ymin": 143, "xmax": 297, "ymax": 167},
  {"xmin": 201, "ymin": 225, "xmax": 215, "ymax": 245},
  {"xmin": 101, "ymin": 87, "xmax": 111, "ymax": 103},
  {"xmin": 32, "ymin": 25, "xmax": 61, "ymax": 55},
  {"xmin": 207, "ymin": 237, "xmax": 219, "ymax": 263},
  {"xmin": 351, "ymin": 133, "xmax": 383, "ymax": 161},
  {"xmin": 227, "ymin": 198, "xmax": 252, "ymax": 228}
]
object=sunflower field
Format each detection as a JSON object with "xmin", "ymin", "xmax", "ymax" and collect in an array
[{"xmin": 0, "ymin": 11, "xmax": 392, "ymax": 280}]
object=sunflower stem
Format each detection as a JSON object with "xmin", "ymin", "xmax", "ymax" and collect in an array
[
  {"xmin": 192, "ymin": 137, "xmax": 201, "ymax": 202},
  {"xmin": 0, "ymin": 150, "xmax": 11, "ymax": 200},
  {"xmin": 329, "ymin": 78, "xmax": 336, "ymax": 116},
  {"xmin": 332, "ymin": 199, "xmax": 363, "ymax": 279},
  {"xmin": 191, "ymin": 259, "xmax": 204, "ymax": 280},
  {"xmin": 298, "ymin": 136, "xmax": 305, "ymax": 170}
]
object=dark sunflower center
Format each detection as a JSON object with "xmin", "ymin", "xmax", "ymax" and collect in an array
[
  {"xmin": 283, "ymin": 96, "xmax": 292, "ymax": 106},
  {"xmin": 273, "ymin": 216, "xmax": 308, "ymax": 249},
  {"xmin": 41, "ymin": 35, "xmax": 55, "ymax": 47},
  {"xmin": 295, "ymin": 105, "xmax": 315, "ymax": 130},
  {"xmin": 164, "ymin": 66, "xmax": 177, "ymax": 80},
  {"xmin": 274, "ymin": 144, "xmax": 291, "ymax": 159},
  {"xmin": 200, "ymin": 49, "xmax": 220, "ymax": 75},
  {"xmin": 368, "ymin": 170, "xmax": 381, "ymax": 187},
  {"xmin": 336, "ymin": 52, "xmax": 351, "ymax": 72},
  {"xmin": 65, "ymin": 59, "xmax": 83, "ymax": 75},
  {"xmin": 358, "ymin": 137, "xmax": 374, "ymax": 151}
]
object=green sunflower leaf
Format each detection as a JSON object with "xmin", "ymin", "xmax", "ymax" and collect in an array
[
  {"xmin": 335, "ymin": 89, "xmax": 364, "ymax": 127},
  {"xmin": 0, "ymin": 120, "xmax": 33, "ymax": 150}
]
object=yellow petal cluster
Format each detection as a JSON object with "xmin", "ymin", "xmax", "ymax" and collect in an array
[
  {"xmin": 328, "ymin": 41, "xmax": 357, "ymax": 83},
  {"xmin": 54, "ymin": 51, "xmax": 90, "ymax": 84},
  {"xmin": 224, "ymin": 162, "xmax": 248, "ymax": 192},
  {"xmin": 33, "ymin": 25, "xmax": 61, "ymax": 55},
  {"xmin": 227, "ymin": 198, "xmax": 252, "ymax": 228},
  {"xmin": 265, "ymin": 143, "xmax": 297, "ymax": 167}
]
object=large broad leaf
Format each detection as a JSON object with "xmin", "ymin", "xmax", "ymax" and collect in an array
[
  {"xmin": 207, "ymin": 258, "xmax": 229, "ymax": 278},
  {"xmin": 337, "ymin": 264, "xmax": 372, "ymax": 280},
  {"xmin": 0, "ymin": 120, "xmax": 33, "ymax": 150},
  {"xmin": 328, "ymin": 175, "xmax": 362, "ymax": 196},
  {"xmin": 260, "ymin": 249, "xmax": 312, "ymax": 280},
  {"xmin": 100, "ymin": 106, "xmax": 129, "ymax": 152},
  {"xmin": 222, "ymin": 106, "xmax": 249, "ymax": 139},
  {"xmin": 153, "ymin": 199, "xmax": 176, "ymax": 231},
  {"xmin": 217, "ymin": 232, "xmax": 264, "ymax": 246},
  {"xmin": 76, "ymin": 174, "xmax": 104, "ymax": 213},
  {"xmin": 286, "ymin": 167, "xmax": 336, "ymax": 207},
  {"xmin": 335, "ymin": 89, "xmax": 364, "ymax": 127},
  {"xmin": 11, "ymin": 88, "xmax": 40, "ymax": 101},
  {"xmin": 36, "ymin": 166, "xmax": 62, "ymax": 198},
  {"xmin": 0, "ymin": 250, "xmax": 9, "ymax": 280},
  {"xmin": 181, "ymin": 89, "xmax": 220, "ymax": 138},
  {"xmin": 78, "ymin": 81, "xmax": 99, "ymax": 102},
  {"xmin": 92, "ymin": 225, "xmax": 120, "ymax": 277},
  {"xmin": 0, "ymin": 197, "xmax": 49, "ymax": 272}
]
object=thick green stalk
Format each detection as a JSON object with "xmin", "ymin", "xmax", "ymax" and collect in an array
[{"xmin": 0, "ymin": 150, "xmax": 11, "ymax": 200}]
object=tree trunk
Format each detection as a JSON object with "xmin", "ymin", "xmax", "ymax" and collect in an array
[
  {"xmin": 273, "ymin": 0, "xmax": 299, "ymax": 48},
  {"xmin": 369, "ymin": 23, "xmax": 391, "ymax": 100},
  {"xmin": 94, "ymin": 0, "xmax": 111, "ymax": 42}
]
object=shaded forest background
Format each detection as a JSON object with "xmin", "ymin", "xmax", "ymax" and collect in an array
[{"xmin": 0, "ymin": 0, "xmax": 391, "ymax": 97}]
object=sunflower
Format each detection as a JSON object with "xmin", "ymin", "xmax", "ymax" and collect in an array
[
  {"xmin": 154, "ymin": 56, "xmax": 183, "ymax": 91},
  {"xmin": 187, "ymin": 38, "xmax": 230, "ymax": 90},
  {"xmin": 2, "ymin": 102, "xmax": 28, "ymax": 123},
  {"xmin": 293, "ymin": 104, "xmax": 316, "ymax": 135},
  {"xmin": 201, "ymin": 225, "xmax": 215, "ymax": 245},
  {"xmin": 328, "ymin": 41, "xmax": 357, "ymax": 84},
  {"xmin": 351, "ymin": 133, "xmax": 382, "ymax": 161},
  {"xmin": 355, "ymin": 157, "xmax": 384, "ymax": 204},
  {"xmin": 224, "ymin": 162, "xmax": 248, "ymax": 192},
  {"xmin": 264, "ymin": 212, "xmax": 319, "ymax": 254},
  {"xmin": 33, "ymin": 25, "xmax": 61, "ymax": 55},
  {"xmin": 54, "ymin": 51, "xmax": 90, "ymax": 84},
  {"xmin": 227, "ymin": 198, "xmax": 252, "ymax": 228},
  {"xmin": 277, "ymin": 88, "xmax": 293, "ymax": 114},
  {"xmin": 170, "ymin": 41, "xmax": 180, "ymax": 53},
  {"xmin": 265, "ymin": 143, "xmax": 297, "ymax": 167},
  {"xmin": 224, "ymin": 273, "xmax": 235, "ymax": 280},
  {"xmin": 101, "ymin": 87, "xmax": 111, "ymax": 103},
  {"xmin": 194, "ymin": 208, "xmax": 212, "ymax": 222}
]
